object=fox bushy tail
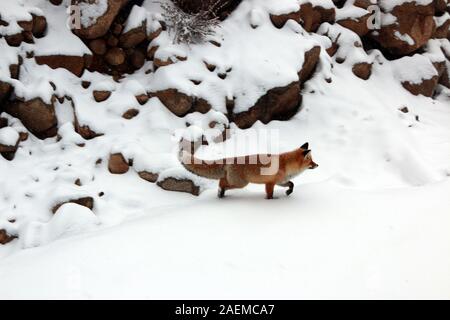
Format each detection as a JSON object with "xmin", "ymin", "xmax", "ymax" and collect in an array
[{"xmin": 179, "ymin": 150, "xmax": 226, "ymax": 180}]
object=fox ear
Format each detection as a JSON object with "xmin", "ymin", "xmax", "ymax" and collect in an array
[
  {"xmin": 303, "ymin": 149, "xmax": 311, "ymax": 157},
  {"xmin": 301, "ymin": 142, "xmax": 309, "ymax": 150}
]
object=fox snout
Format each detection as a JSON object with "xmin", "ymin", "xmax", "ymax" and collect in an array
[{"xmin": 310, "ymin": 162, "xmax": 319, "ymax": 169}]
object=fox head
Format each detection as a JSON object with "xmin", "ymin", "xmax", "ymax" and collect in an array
[{"xmin": 300, "ymin": 143, "xmax": 318, "ymax": 170}]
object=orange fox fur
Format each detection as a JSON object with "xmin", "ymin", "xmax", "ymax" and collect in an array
[{"xmin": 180, "ymin": 143, "xmax": 318, "ymax": 199}]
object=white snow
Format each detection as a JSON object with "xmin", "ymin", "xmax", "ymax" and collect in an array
[
  {"xmin": 0, "ymin": 180, "xmax": 449, "ymax": 299},
  {"xmin": 0, "ymin": 0, "xmax": 42, "ymax": 36},
  {"xmin": 123, "ymin": 5, "xmax": 147, "ymax": 33},
  {"xmin": 78, "ymin": 0, "xmax": 108, "ymax": 28},
  {"xmin": 391, "ymin": 54, "xmax": 437, "ymax": 84},
  {"xmin": 0, "ymin": 127, "xmax": 19, "ymax": 147},
  {"xmin": 394, "ymin": 31, "xmax": 415, "ymax": 46},
  {"xmin": 19, "ymin": 203, "xmax": 99, "ymax": 249}
]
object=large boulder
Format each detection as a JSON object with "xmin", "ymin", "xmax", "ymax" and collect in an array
[
  {"xmin": 371, "ymin": 1, "xmax": 436, "ymax": 55},
  {"xmin": 232, "ymin": 81, "xmax": 302, "ymax": 129},
  {"xmin": 232, "ymin": 46, "xmax": 321, "ymax": 129},
  {"xmin": 392, "ymin": 54, "xmax": 440, "ymax": 97},
  {"xmin": 72, "ymin": 0, "xmax": 129, "ymax": 40}
]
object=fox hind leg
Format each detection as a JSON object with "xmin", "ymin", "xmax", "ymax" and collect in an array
[
  {"xmin": 218, "ymin": 178, "xmax": 228, "ymax": 198},
  {"xmin": 265, "ymin": 183, "xmax": 275, "ymax": 199},
  {"xmin": 278, "ymin": 181, "xmax": 294, "ymax": 196},
  {"xmin": 218, "ymin": 175, "xmax": 249, "ymax": 198}
]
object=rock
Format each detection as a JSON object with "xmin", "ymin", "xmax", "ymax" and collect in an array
[
  {"xmin": 148, "ymin": 27, "xmax": 162, "ymax": 41},
  {"xmin": 434, "ymin": 0, "xmax": 448, "ymax": 15},
  {"xmin": 135, "ymin": 93, "xmax": 149, "ymax": 105},
  {"xmin": 93, "ymin": 90, "xmax": 111, "ymax": 102},
  {"xmin": 232, "ymin": 81, "xmax": 301, "ymax": 129},
  {"xmin": 138, "ymin": 171, "xmax": 159, "ymax": 183},
  {"xmin": 108, "ymin": 153, "xmax": 129, "ymax": 174},
  {"xmin": 298, "ymin": 46, "xmax": 321, "ymax": 84},
  {"xmin": 19, "ymin": 132, "xmax": 29, "ymax": 141},
  {"xmin": 433, "ymin": 16, "xmax": 450, "ymax": 39},
  {"xmin": 122, "ymin": 108, "xmax": 139, "ymax": 119},
  {"xmin": 402, "ymin": 76, "xmax": 439, "ymax": 97},
  {"xmin": 337, "ymin": 12, "xmax": 371, "ymax": 36},
  {"xmin": 105, "ymin": 47, "xmax": 126, "ymax": 66},
  {"xmin": 89, "ymin": 39, "xmax": 107, "ymax": 55},
  {"xmin": 107, "ymin": 34, "xmax": 119, "ymax": 47},
  {"xmin": 77, "ymin": 124, "xmax": 102, "ymax": 140},
  {"xmin": 0, "ymin": 229, "xmax": 16, "ymax": 245},
  {"xmin": 147, "ymin": 45, "xmax": 159, "ymax": 60},
  {"xmin": 5, "ymin": 33, "xmax": 24, "ymax": 47},
  {"xmin": 72, "ymin": 0, "xmax": 129, "ymax": 40},
  {"xmin": 231, "ymin": 46, "xmax": 320, "ymax": 128},
  {"xmin": 0, "ymin": 127, "xmax": 20, "ymax": 160},
  {"xmin": 157, "ymin": 177, "xmax": 200, "ymax": 196},
  {"xmin": 154, "ymin": 57, "xmax": 175, "ymax": 68},
  {"xmin": 434, "ymin": 61, "xmax": 450, "ymax": 89},
  {"xmin": 82, "ymin": 81, "xmax": 91, "ymax": 89},
  {"xmin": 4, "ymin": 98, "xmax": 57, "ymax": 139},
  {"xmin": 32, "ymin": 15, "xmax": 47, "ymax": 38},
  {"xmin": 18, "ymin": 19, "xmax": 33, "ymax": 32},
  {"xmin": 399, "ymin": 106, "xmax": 409, "ymax": 113},
  {"xmin": 270, "ymin": 10, "xmax": 302, "ymax": 29},
  {"xmin": 299, "ymin": 3, "xmax": 335, "ymax": 32},
  {"xmin": 119, "ymin": 25, "xmax": 147, "ymax": 49},
  {"xmin": 35, "ymin": 55, "xmax": 89, "ymax": 77},
  {"xmin": 352, "ymin": 62, "xmax": 372, "ymax": 80},
  {"xmin": 52, "ymin": 197, "xmax": 94, "ymax": 214},
  {"xmin": 130, "ymin": 50, "xmax": 146, "ymax": 69},
  {"xmin": 112, "ymin": 23, "xmax": 123, "ymax": 35},
  {"xmin": 326, "ymin": 41, "xmax": 339, "ymax": 57},
  {"xmin": 0, "ymin": 81, "xmax": 12, "ymax": 104},
  {"xmin": 151, "ymin": 89, "xmax": 193, "ymax": 117},
  {"xmin": 352, "ymin": 0, "xmax": 373, "ymax": 9},
  {"xmin": 192, "ymin": 97, "xmax": 212, "ymax": 114},
  {"xmin": 270, "ymin": 3, "xmax": 335, "ymax": 32},
  {"xmin": 371, "ymin": 2, "xmax": 436, "ymax": 55}
]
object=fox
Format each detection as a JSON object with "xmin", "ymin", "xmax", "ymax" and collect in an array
[{"xmin": 179, "ymin": 142, "xmax": 318, "ymax": 199}]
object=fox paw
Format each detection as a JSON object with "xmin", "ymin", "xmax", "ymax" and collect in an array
[
  {"xmin": 218, "ymin": 188, "xmax": 225, "ymax": 198},
  {"xmin": 286, "ymin": 189, "xmax": 293, "ymax": 196}
]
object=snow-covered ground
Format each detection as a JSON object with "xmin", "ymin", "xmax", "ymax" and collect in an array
[
  {"xmin": 0, "ymin": 0, "xmax": 449, "ymax": 299},
  {"xmin": 0, "ymin": 180, "xmax": 449, "ymax": 299}
]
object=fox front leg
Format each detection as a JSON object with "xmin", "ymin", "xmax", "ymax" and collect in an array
[
  {"xmin": 278, "ymin": 181, "xmax": 294, "ymax": 196},
  {"xmin": 265, "ymin": 183, "xmax": 275, "ymax": 199},
  {"xmin": 218, "ymin": 178, "xmax": 229, "ymax": 198}
]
